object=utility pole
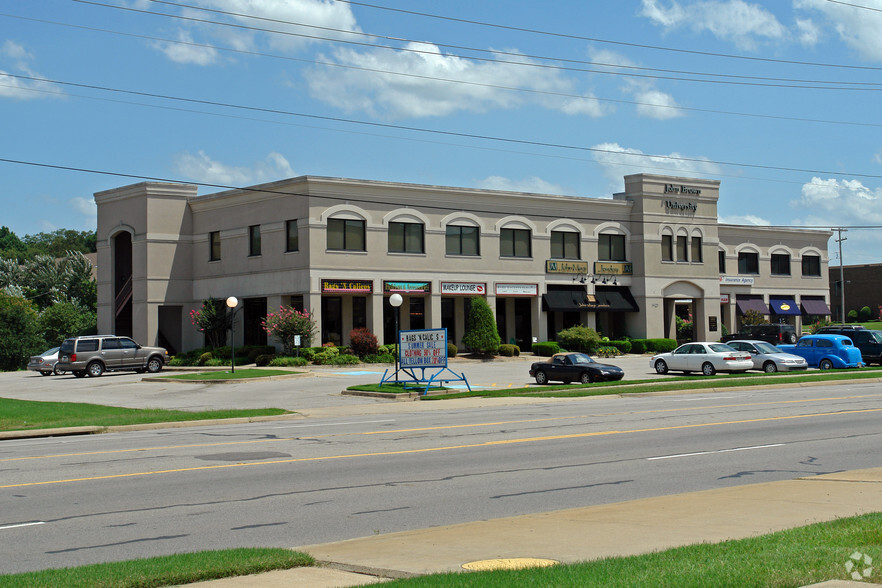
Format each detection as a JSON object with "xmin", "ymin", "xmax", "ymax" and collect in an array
[{"xmin": 833, "ymin": 228, "xmax": 847, "ymax": 324}]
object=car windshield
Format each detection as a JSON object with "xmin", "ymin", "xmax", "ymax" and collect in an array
[
  {"xmin": 41, "ymin": 347, "xmax": 60, "ymax": 356},
  {"xmin": 753, "ymin": 342, "xmax": 779, "ymax": 354},
  {"xmin": 708, "ymin": 343, "xmax": 736, "ymax": 353},
  {"xmin": 570, "ymin": 353, "xmax": 595, "ymax": 365}
]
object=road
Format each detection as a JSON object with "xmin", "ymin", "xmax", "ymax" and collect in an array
[{"xmin": 1, "ymin": 375, "xmax": 881, "ymax": 574}]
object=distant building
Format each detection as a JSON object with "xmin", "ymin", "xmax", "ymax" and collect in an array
[
  {"xmin": 829, "ymin": 263, "xmax": 882, "ymax": 322},
  {"xmin": 94, "ymin": 174, "xmax": 832, "ymax": 353}
]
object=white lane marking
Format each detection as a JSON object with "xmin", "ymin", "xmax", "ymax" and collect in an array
[
  {"xmin": 268, "ymin": 419, "xmax": 396, "ymax": 429},
  {"xmin": 647, "ymin": 443, "xmax": 785, "ymax": 461},
  {"xmin": 668, "ymin": 396, "xmax": 741, "ymax": 402},
  {"xmin": 0, "ymin": 522, "xmax": 45, "ymax": 530}
]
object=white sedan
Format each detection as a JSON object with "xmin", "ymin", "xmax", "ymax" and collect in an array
[{"xmin": 650, "ymin": 342, "xmax": 753, "ymax": 376}]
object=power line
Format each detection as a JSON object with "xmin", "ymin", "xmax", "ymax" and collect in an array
[
  {"xmin": 70, "ymin": 0, "xmax": 882, "ymax": 91},
  {"xmin": 4, "ymin": 71, "xmax": 882, "ymax": 180},
  {"xmin": 8, "ymin": 12, "xmax": 882, "ymax": 129},
  {"xmin": 825, "ymin": 0, "xmax": 882, "ymax": 12}
]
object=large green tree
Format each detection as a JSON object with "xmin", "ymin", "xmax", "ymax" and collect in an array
[
  {"xmin": 461, "ymin": 296, "xmax": 501, "ymax": 357},
  {"xmin": 0, "ymin": 226, "xmax": 26, "ymax": 260},
  {"xmin": 0, "ymin": 293, "xmax": 44, "ymax": 370}
]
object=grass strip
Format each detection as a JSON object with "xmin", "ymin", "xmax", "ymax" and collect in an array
[
  {"xmin": 0, "ymin": 547, "xmax": 314, "ymax": 588},
  {"xmin": 0, "ymin": 397, "xmax": 290, "ymax": 432},
  {"xmin": 161, "ymin": 368, "xmax": 298, "ymax": 380},
  {"xmin": 419, "ymin": 367, "xmax": 882, "ymax": 400},
  {"xmin": 382, "ymin": 512, "xmax": 882, "ymax": 587},
  {"xmin": 347, "ymin": 383, "xmax": 449, "ymax": 394}
]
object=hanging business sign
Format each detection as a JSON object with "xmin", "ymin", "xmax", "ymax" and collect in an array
[
  {"xmin": 545, "ymin": 260, "xmax": 589, "ymax": 274},
  {"xmin": 721, "ymin": 294, "xmax": 730, "ymax": 304},
  {"xmin": 593, "ymin": 262, "xmax": 633, "ymax": 275},
  {"xmin": 496, "ymin": 283, "xmax": 538, "ymax": 296},
  {"xmin": 440, "ymin": 282, "xmax": 486, "ymax": 295},
  {"xmin": 384, "ymin": 281, "xmax": 432, "ymax": 293},
  {"xmin": 399, "ymin": 328, "xmax": 448, "ymax": 368},
  {"xmin": 322, "ymin": 279, "xmax": 373, "ymax": 293}
]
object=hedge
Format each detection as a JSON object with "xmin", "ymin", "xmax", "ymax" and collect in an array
[
  {"xmin": 532, "ymin": 341, "xmax": 560, "ymax": 356},
  {"xmin": 498, "ymin": 344, "xmax": 520, "ymax": 357}
]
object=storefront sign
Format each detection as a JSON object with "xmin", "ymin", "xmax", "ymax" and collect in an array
[
  {"xmin": 322, "ymin": 279, "xmax": 373, "ymax": 293},
  {"xmin": 496, "ymin": 283, "xmax": 538, "ymax": 296},
  {"xmin": 593, "ymin": 262, "xmax": 633, "ymax": 275},
  {"xmin": 720, "ymin": 276, "xmax": 755, "ymax": 286},
  {"xmin": 440, "ymin": 282, "xmax": 486, "ymax": 295},
  {"xmin": 720, "ymin": 294, "xmax": 730, "ymax": 304},
  {"xmin": 546, "ymin": 260, "xmax": 589, "ymax": 274},
  {"xmin": 399, "ymin": 328, "xmax": 447, "ymax": 368},
  {"xmin": 384, "ymin": 281, "xmax": 431, "ymax": 293}
]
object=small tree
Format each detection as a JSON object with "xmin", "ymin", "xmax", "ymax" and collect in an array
[
  {"xmin": 348, "ymin": 327, "xmax": 378, "ymax": 358},
  {"xmin": 847, "ymin": 309, "xmax": 859, "ymax": 322},
  {"xmin": 859, "ymin": 306, "xmax": 872, "ymax": 322},
  {"xmin": 190, "ymin": 298, "xmax": 231, "ymax": 349},
  {"xmin": 262, "ymin": 305, "xmax": 317, "ymax": 355},
  {"xmin": 40, "ymin": 301, "xmax": 96, "ymax": 346},
  {"xmin": 556, "ymin": 324, "xmax": 601, "ymax": 353},
  {"xmin": 461, "ymin": 296, "xmax": 500, "ymax": 357},
  {"xmin": 0, "ymin": 292, "xmax": 44, "ymax": 371},
  {"xmin": 741, "ymin": 309, "xmax": 768, "ymax": 326}
]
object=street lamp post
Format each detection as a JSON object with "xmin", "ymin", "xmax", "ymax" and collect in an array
[
  {"xmin": 225, "ymin": 296, "xmax": 239, "ymax": 373},
  {"xmin": 389, "ymin": 293, "xmax": 403, "ymax": 382}
]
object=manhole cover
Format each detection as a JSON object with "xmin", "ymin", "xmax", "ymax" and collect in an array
[
  {"xmin": 462, "ymin": 558, "xmax": 559, "ymax": 571},
  {"xmin": 195, "ymin": 452, "xmax": 291, "ymax": 462}
]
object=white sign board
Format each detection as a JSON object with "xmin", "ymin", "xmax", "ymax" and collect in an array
[
  {"xmin": 495, "ymin": 283, "xmax": 538, "ymax": 296},
  {"xmin": 440, "ymin": 282, "xmax": 486, "ymax": 295},
  {"xmin": 399, "ymin": 328, "xmax": 448, "ymax": 368},
  {"xmin": 720, "ymin": 276, "xmax": 755, "ymax": 285}
]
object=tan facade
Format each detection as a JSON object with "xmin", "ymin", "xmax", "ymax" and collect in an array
[{"xmin": 95, "ymin": 174, "xmax": 832, "ymax": 353}]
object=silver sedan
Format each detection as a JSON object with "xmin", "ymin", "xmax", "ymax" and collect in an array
[
  {"xmin": 725, "ymin": 340, "xmax": 809, "ymax": 373},
  {"xmin": 650, "ymin": 342, "xmax": 753, "ymax": 376}
]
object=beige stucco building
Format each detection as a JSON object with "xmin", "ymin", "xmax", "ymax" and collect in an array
[{"xmin": 95, "ymin": 173, "xmax": 832, "ymax": 354}]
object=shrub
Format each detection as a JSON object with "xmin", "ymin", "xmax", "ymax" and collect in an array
[
  {"xmin": 447, "ymin": 343, "xmax": 457, "ymax": 358},
  {"xmin": 39, "ymin": 301, "xmax": 96, "ymax": 347},
  {"xmin": 498, "ymin": 344, "xmax": 520, "ymax": 357},
  {"xmin": 859, "ymin": 306, "xmax": 872, "ymax": 321},
  {"xmin": 349, "ymin": 327, "xmax": 378, "ymax": 358},
  {"xmin": 379, "ymin": 344, "xmax": 397, "ymax": 356},
  {"xmin": 608, "ymin": 340, "xmax": 632, "ymax": 354},
  {"xmin": 646, "ymin": 338, "xmax": 678, "ymax": 353},
  {"xmin": 596, "ymin": 345, "xmax": 619, "ymax": 358},
  {"xmin": 254, "ymin": 354, "xmax": 277, "ymax": 367},
  {"xmin": 363, "ymin": 353, "xmax": 395, "ymax": 364},
  {"xmin": 268, "ymin": 356, "xmax": 308, "ymax": 367},
  {"xmin": 630, "ymin": 339, "xmax": 648, "ymax": 354},
  {"xmin": 556, "ymin": 325, "xmax": 601, "ymax": 353},
  {"xmin": 203, "ymin": 358, "xmax": 226, "ymax": 367},
  {"xmin": 848, "ymin": 309, "xmax": 859, "ymax": 321},
  {"xmin": 532, "ymin": 341, "xmax": 560, "ymax": 356},
  {"xmin": 462, "ymin": 296, "xmax": 501, "ymax": 356},
  {"xmin": 246, "ymin": 346, "xmax": 276, "ymax": 363},
  {"xmin": 331, "ymin": 354, "xmax": 360, "ymax": 365},
  {"xmin": 311, "ymin": 347, "xmax": 340, "ymax": 365},
  {"xmin": 197, "ymin": 351, "xmax": 214, "ymax": 366},
  {"xmin": 742, "ymin": 309, "xmax": 767, "ymax": 326},
  {"xmin": 262, "ymin": 306, "xmax": 317, "ymax": 354}
]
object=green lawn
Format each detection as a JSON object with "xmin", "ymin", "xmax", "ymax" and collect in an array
[{"xmin": 0, "ymin": 397, "xmax": 291, "ymax": 432}]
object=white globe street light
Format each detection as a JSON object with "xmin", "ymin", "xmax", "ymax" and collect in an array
[
  {"xmin": 389, "ymin": 294, "xmax": 403, "ymax": 382},
  {"xmin": 226, "ymin": 296, "xmax": 239, "ymax": 373}
]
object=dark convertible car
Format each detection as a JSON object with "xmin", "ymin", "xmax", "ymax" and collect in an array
[{"xmin": 529, "ymin": 352, "xmax": 625, "ymax": 385}]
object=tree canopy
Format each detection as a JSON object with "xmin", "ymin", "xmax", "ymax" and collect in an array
[{"xmin": 0, "ymin": 227, "xmax": 96, "ymax": 262}]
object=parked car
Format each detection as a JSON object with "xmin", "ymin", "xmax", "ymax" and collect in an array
[
  {"xmin": 776, "ymin": 334, "xmax": 863, "ymax": 370},
  {"xmin": 650, "ymin": 342, "xmax": 753, "ymax": 376},
  {"xmin": 529, "ymin": 352, "xmax": 624, "ymax": 384},
  {"xmin": 56, "ymin": 335, "xmax": 169, "ymax": 378},
  {"xmin": 814, "ymin": 327, "xmax": 882, "ymax": 365},
  {"xmin": 27, "ymin": 347, "xmax": 63, "ymax": 376},
  {"xmin": 720, "ymin": 323, "xmax": 798, "ymax": 344},
  {"xmin": 725, "ymin": 340, "xmax": 809, "ymax": 373}
]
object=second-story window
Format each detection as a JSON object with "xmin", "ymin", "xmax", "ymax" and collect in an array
[
  {"xmin": 718, "ymin": 250, "xmax": 726, "ymax": 273},
  {"xmin": 285, "ymin": 219, "xmax": 299, "ymax": 252},
  {"xmin": 771, "ymin": 253, "xmax": 791, "ymax": 275},
  {"xmin": 738, "ymin": 251, "xmax": 759, "ymax": 274},
  {"xmin": 209, "ymin": 231, "xmax": 221, "ymax": 261},
  {"xmin": 676, "ymin": 235, "xmax": 688, "ymax": 262},
  {"xmin": 662, "ymin": 234, "xmax": 673, "ymax": 261},
  {"xmin": 599, "ymin": 233, "xmax": 626, "ymax": 261},
  {"xmin": 327, "ymin": 218, "xmax": 366, "ymax": 251},
  {"xmin": 249, "ymin": 225, "xmax": 261, "ymax": 257},
  {"xmin": 388, "ymin": 222, "xmax": 425, "ymax": 254},
  {"xmin": 500, "ymin": 228, "xmax": 531, "ymax": 258},
  {"xmin": 802, "ymin": 254, "xmax": 821, "ymax": 276},
  {"xmin": 551, "ymin": 230, "xmax": 580, "ymax": 259},
  {"xmin": 446, "ymin": 225, "xmax": 480, "ymax": 256},
  {"xmin": 690, "ymin": 236, "xmax": 703, "ymax": 263}
]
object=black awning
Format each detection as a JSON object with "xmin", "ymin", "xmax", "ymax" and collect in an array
[
  {"xmin": 593, "ymin": 286, "xmax": 640, "ymax": 312},
  {"xmin": 542, "ymin": 289, "xmax": 589, "ymax": 312},
  {"xmin": 801, "ymin": 298, "xmax": 831, "ymax": 315},
  {"xmin": 736, "ymin": 298, "xmax": 770, "ymax": 315}
]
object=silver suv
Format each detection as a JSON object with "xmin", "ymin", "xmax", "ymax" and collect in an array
[{"xmin": 57, "ymin": 335, "xmax": 169, "ymax": 378}]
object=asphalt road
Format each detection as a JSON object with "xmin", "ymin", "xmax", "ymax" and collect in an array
[{"xmin": 2, "ymin": 376, "xmax": 881, "ymax": 574}]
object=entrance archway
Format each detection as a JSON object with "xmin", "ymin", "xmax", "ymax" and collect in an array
[{"xmin": 661, "ymin": 281, "xmax": 705, "ymax": 342}]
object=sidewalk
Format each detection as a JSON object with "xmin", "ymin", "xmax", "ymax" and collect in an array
[{"xmin": 189, "ymin": 467, "xmax": 882, "ymax": 587}]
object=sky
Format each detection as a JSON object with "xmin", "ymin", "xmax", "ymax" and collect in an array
[{"xmin": 2, "ymin": 0, "xmax": 882, "ymax": 265}]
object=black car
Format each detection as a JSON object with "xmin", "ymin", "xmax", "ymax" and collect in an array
[
  {"xmin": 815, "ymin": 326, "xmax": 882, "ymax": 365},
  {"xmin": 529, "ymin": 352, "xmax": 624, "ymax": 385},
  {"xmin": 720, "ymin": 324, "xmax": 798, "ymax": 345}
]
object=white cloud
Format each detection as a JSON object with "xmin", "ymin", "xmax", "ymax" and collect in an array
[
  {"xmin": 718, "ymin": 214, "xmax": 771, "ymax": 225},
  {"xmin": 0, "ymin": 41, "xmax": 61, "ymax": 100},
  {"xmin": 795, "ymin": 18, "xmax": 820, "ymax": 46},
  {"xmin": 70, "ymin": 197, "xmax": 97, "ymax": 227},
  {"xmin": 640, "ymin": 0, "xmax": 787, "ymax": 50},
  {"xmin": 153, "ymin": 31, "xmax": 219, "ymax": 66},
  {"xmin": 2, "ymin": 40, "xmax": 32, "ymax": 62},
  {"xmin": 591, "ymin": 143, "xmax": 721, "ymax": 184},
  {"xmin": 589, "ymin": 49, "xmax": 682, "ymax": 120},
  {"xmin": 874, "ymin": 150, "xmax": 882, "ymax": 165},
  {"xmin": 795, "ymin": 0, "xmax": 882, "ymax": 61},
  {"xmin": 634, "ymin": 90, "xmax": 683, "ymax": 119},
  {"xmin": 474, "ymin": 176, "xmax": 572, "ymax": 195},
  {"xmin": 174, "ymin": 151, "xmax": 295, "ymax": 185}
]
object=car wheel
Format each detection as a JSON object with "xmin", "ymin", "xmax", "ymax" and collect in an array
[
  {"xmin": 786, "ymin": 332, "xmax": 797, "ymax": 343},
  {"xmin": 534, "ymin": 370, "xmax": 548, "ymax": 385},
  {"xmin": 53, "ymin": 364, "xmax": 65, "ymax": 375},
  {"xmin": 763, "ymin": 361, "xmax": 778, "ymax": 373},
  {"xmin": 87, "ymin": 361, "xmax": 105, "ymax": 377},
  {"xmin": 819, "ymin": 359, "xmax": 833, "ymax": 370},
  {"xmin": 146, "ymin": 357, "xmax": 163, "ymax": 373},
  {"xmin": 40, "ymin": 371, "xmax": 51, "ymax": 376},
  {"xmin": 73, "ymin": 370, "xmax": 86, "ymax": 378},
  {"xmin": 701, "ymin": 362, "xmax": 716, "ymax": 376},
  {"xmin": 654, "ymin": 360, "xmax": 668, "ymax": 374},
  {"xmin": 580, "ymin": 371, "xmax": 593, "ymax": 384}
]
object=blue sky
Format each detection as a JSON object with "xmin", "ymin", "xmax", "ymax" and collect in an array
[{"xmin": 3, "ymin": 0, "xmax": 882, "ymax": 264}]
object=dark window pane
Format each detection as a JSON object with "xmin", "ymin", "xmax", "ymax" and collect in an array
[
  {"xmin": 286, "ymin": 220, "xmax": 298, "ymax": 252},
  {"xmin": 738, "ymin": 252, "xmax": 759, "ymax": 274},
  {"xmin": 210, "ymin": 231, "xmax": 221, "ymax": 261},
  {"xmin": 249, "ymin": 225, "xmax": 261, "ymax": 256},
  {"xmin": 662, "ymin": 235, "xmax": 673, "ymax": 261},
  {"xmin": 691, "ymin": 237, "xmax": 702, "ymax": 263},
  {"xmin": 771, "ymin": 254, "xmax": 790, "ymax": 275},
  {"xmin": 802, "ymin": 255, "xmax": 820, "ymax": 276},
  {"xmin": 718, "ymin": 250, "xmax": 726, "ymax": 273}
]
